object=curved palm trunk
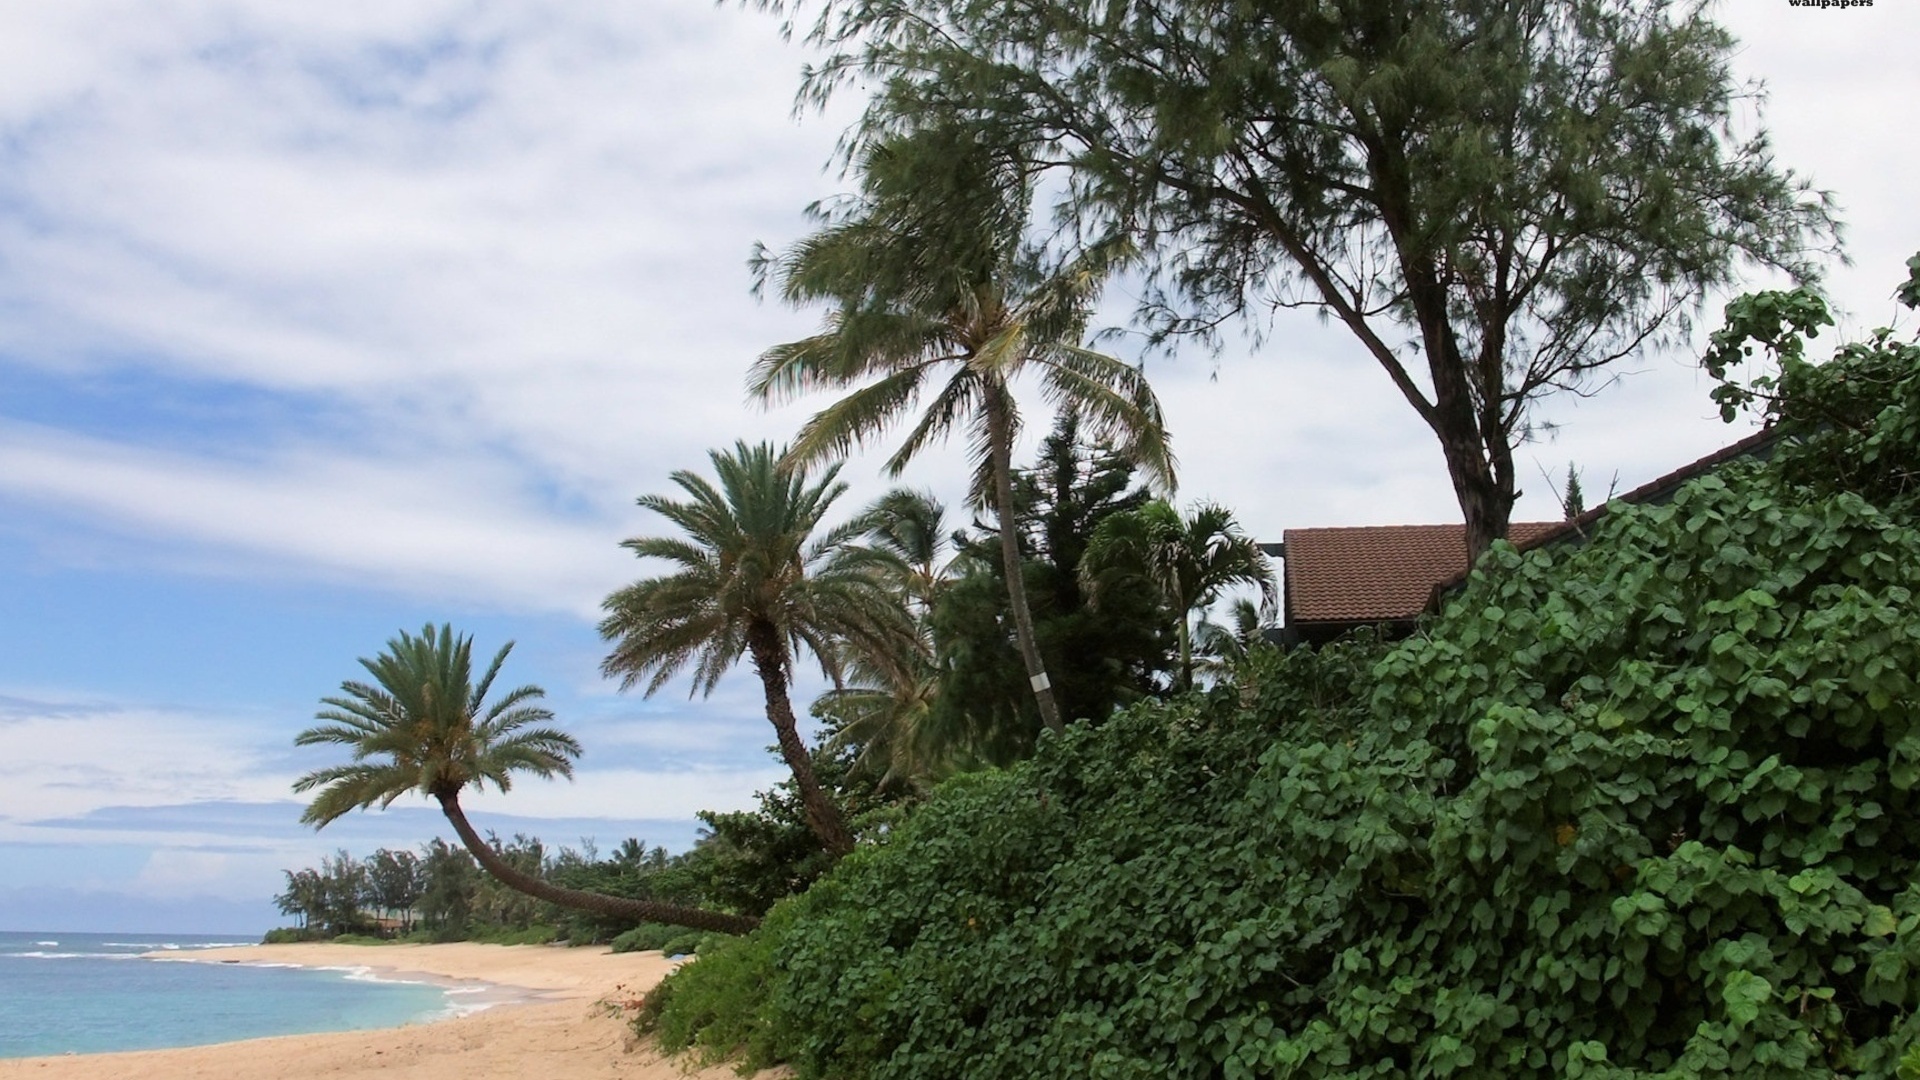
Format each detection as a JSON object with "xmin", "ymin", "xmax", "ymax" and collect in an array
[
  {"xmin": 744, "ymin": 620, "xmax": 857, "ymax": 858},
  {"xmin": 435, "ymin": 792, "xmax": 759, "ymax": 936},
  {"xmin": 984, "ymin": 385, "xmax": 1065, "ymax": 733}
]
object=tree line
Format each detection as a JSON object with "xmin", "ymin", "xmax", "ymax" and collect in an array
[
  {"xmin": 287, "ymin": 0, "xmax": 1837, "ymax": 977},
  {"xmin": 282, "ymin": 420, "xmax": 1275, "ymax": 939}
]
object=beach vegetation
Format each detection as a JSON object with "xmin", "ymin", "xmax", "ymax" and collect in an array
[
  {"xmin": 749, "ymin": 126, "xmax": 1175, "ymax": 733},
  {"xmin": 610, "ymin": 923, "xmax": 683, "ymax": 954},
  {"xmin": 636, "ymin": 272, "xmax": 1920, "ymax": 1076},
  {"xmin": 909, "ymin": 416, "xmax": 1173, "ymax": 766},
  {"xmin": 600, "ymin": 441, "xmax": 916, "ymax": 859},
  {"xmin": 292, "ymin": 623, "xmax": 760, "ymax": 935},
  {"xmin": 1078, "ymin": 498, "xmax": 1276, "ymax": 693},
  {"xmin": 268, "ymin": 834, "xmax": 725, "ymax": 946},
  {"xmin": 691, "ymin": 737, "xmax": 903, "ymax": 917}
]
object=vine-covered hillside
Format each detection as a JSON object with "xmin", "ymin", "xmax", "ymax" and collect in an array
[{"xmin": 640, "ymin": 272, "xmax": 1920, "ymax": 1079}]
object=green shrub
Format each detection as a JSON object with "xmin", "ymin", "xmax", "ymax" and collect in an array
[
  {"xmin": 645, "ymin": 275, "xmax": 1920, "ymax": 1077},
  {"xmin": 466, "ymin": 924, "xmax": 559, "ymax": 946},
  {"xmin": 649, "ymin": 461, "xmax": 1920, "ymax": 1077},
  {"xmin": 260, "ymin": 926, "xmax": 322, "ymax": 944},
  {"xmin": 640, "ymin": 906, "xmax": 796, "ymax": 1071}
]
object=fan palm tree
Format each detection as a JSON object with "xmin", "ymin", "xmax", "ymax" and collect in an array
[
  {"xmin": 599, "ymin": 442, "xmax": 911, "ymax": 858},
  {"xmin": 294, "ymin": 624, "xmax": 758, "ymax": 935},
  {"xmin": 749, "ymin": 127, "xmax": 1175, "ymax": 733},
  {"xmin": 1080, "ymin": 501, "xmax": 1278, "ymax": 692}
]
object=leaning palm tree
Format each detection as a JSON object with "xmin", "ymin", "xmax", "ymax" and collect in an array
[
  {"xmin": 750, "ymin": 127, "xmax": 1175, "ymax": 733},
  {"xmin": 1080, "ymin": 501, "xmax": 1278, "ymax": 692},
  {"xmin": 294, "ymin": 624, "xmax": 758, "ymax": 935},
  {"xmin": 599, "ymin": 442, "xmax": 911, "ymax": 858}
]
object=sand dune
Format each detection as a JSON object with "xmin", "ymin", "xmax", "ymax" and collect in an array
[{"xmin": 0, "ymin": 942, "xmax": 771, "ymax": 1080}]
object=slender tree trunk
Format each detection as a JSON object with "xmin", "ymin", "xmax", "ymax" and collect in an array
[
  {"xmin": 434, "ymin": 791, "xmax": 759, "ymax": 935},
  {"xmin": 1176, "ymin": 612, "xmax": 1193, "ymax": 693},
  {"xmin": 744, "ymin": 620, "xmax": 857, "ymax": 858},
  {"xmin": 984, "ymin": 384, "xmax": 1064, "ymax": 733}
]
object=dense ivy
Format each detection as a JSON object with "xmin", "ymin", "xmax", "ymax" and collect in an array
[{"xmin": 642, "ymin": 293, "xmax": 1920, "ymax": 1076}]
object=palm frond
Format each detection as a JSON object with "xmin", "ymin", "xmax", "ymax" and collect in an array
[{"xmin": 784, "ymin": 365, "xmax": 931, "ymax": 474}]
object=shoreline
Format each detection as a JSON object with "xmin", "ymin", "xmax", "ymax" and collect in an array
[
  {"xmin": 0, "ymin": 942, "xmax": 770, "ymax": 1079},
  {"xmin": 148, "ymin": 942, "xmax": 551, "ymax": 1020}
]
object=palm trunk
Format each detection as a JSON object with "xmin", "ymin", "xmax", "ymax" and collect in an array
[
  {"xmin": 984, "ymin": 384, "xmax": 1064, "ymax": 733},
  {"xmin": 745, "ymin": 620, "xmax": 856, "ymax": 857},
  {"xmin": 1176, "ymin": 613, "xmax": 1193, "ymax": 693},
  {"xmin": 435, "ymin": 791, "xmax": 759, "ymax": 936}
]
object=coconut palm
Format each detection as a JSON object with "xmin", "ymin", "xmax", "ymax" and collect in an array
[
  {"xmin": 749, "ymin": 128, "xmax": 1175, "ymax": 733},
  {"xmin": 1080, "ymin": 501, "xmax": 1278, "ymax": 692},
  {"xmin": 1192, "ymin": 599, "xmax": 1269, "ymax": 676},
  {"xmin": 599, "ymin": 442, "xmax": 911, "ymax": 858},
  {"xmin": 294, "ymin": 624, "xmax": 758, "ymax": 935},
  {"xmin": 851, "ymin": 487, "xmax": 952, "ymax": 615},
  {"xmin": 813, "ymin": 488, "xmax": 952, "ymax": 787}
]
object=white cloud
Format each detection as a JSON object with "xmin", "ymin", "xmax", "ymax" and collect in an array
[
  {"xmin": 0, "ymin": 694, "xmax": 292, "ymax": 829},
  {"xmin": 0, "ymin": 421, "xmax": 637, "ymax": 614},
  {"xmin": 0, "ymin": 687, "xmax": 780, "ymax": 853}
]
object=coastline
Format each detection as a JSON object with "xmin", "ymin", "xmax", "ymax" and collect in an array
[{"xmin": 0, "ymin": 942, "xmax": 771, "ymax": 1079}]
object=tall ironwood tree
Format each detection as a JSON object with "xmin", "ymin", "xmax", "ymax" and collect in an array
[{"xmin": 767, "ymin": 0, "xmax": 1838, "ymax": 559}]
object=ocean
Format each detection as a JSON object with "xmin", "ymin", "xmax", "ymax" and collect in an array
[{"xmin": 0, "ymin": 931, "xmax": 471, "ymax": 1059}]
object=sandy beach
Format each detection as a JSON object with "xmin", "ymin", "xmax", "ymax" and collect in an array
[{"xmin": 0, "ymin": 942, "xmax": 770, "ymax": 1079}]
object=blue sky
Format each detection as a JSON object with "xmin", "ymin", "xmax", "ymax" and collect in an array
[{"xmin": 1, "ymin": 1, "xmax": 1914, "ymax": 934}]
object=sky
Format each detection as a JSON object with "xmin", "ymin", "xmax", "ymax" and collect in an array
[{"xmin": 0, "ymin": 1, "xmax": 1914, "ymax": 935}]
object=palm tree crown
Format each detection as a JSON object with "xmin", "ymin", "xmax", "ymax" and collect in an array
[
  {"xmin": 600, "ymin": 441, "xmax": 911, "ymax": 857},
  {"xmin": 749, "ymin": 128, "xmax": 1176, "ymax": 731},
  {"xmin": 295, "ymin": 624, "xmax": 578, "ymax": 825},
  {"xmin": 1080, "ymin": 501, "xmax": 1277, "ymax": 691},
  {"xmin": 295, "ymin": 624, "xmax": 757, "ymax": 935},
  {"xmin": 599, "ymin": 441, "xmax": 908, "ymax": 697},
  {"xmin": 814, "ymin": 488, "xmax": 952, "ymax": 788}
]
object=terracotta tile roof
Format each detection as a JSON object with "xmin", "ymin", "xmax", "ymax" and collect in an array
[
  {"xmin": 1491, "ymin": 427, "xmax": 1782, "ymax": 556},
  {"xmin": 1283, "ymin": 522, "xmax": 1563, "ymax": 625},
  {"xmin": 1281, "ymin": 428, "xmax": 1782, "ymax": 629}
]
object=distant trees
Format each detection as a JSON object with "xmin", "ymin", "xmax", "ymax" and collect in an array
[
  {"xmin": 364, "ymin": 848, "xmax": 423, "ymax": 933},
  {"xmin": 270, "ymin": 834, "xmax": 708, "ymax": 943},
  {"xmin": 273, "ymin": 868, "xmax": 324, "ymax": 933},
  {"xmin": 273, "ymin": 847, "xmax": 419, "ymax": 937}
]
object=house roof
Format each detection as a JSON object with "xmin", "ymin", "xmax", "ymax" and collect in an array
[
  {"xmin": 1280, "ymin": 427, "xmax": 1782, "ymax": 629},
  {"xmin": 1282, "ymin": 522, "xmax": 1564, "ymax": 625},
  {"xmin": 1479, "ymin": 426, "xmax": 1781, "ymax": 558}
]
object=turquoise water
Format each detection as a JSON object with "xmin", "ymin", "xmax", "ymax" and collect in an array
[{"xmin": 0, "ymin": 931, "xmax": 463, "ymax": 1058}]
